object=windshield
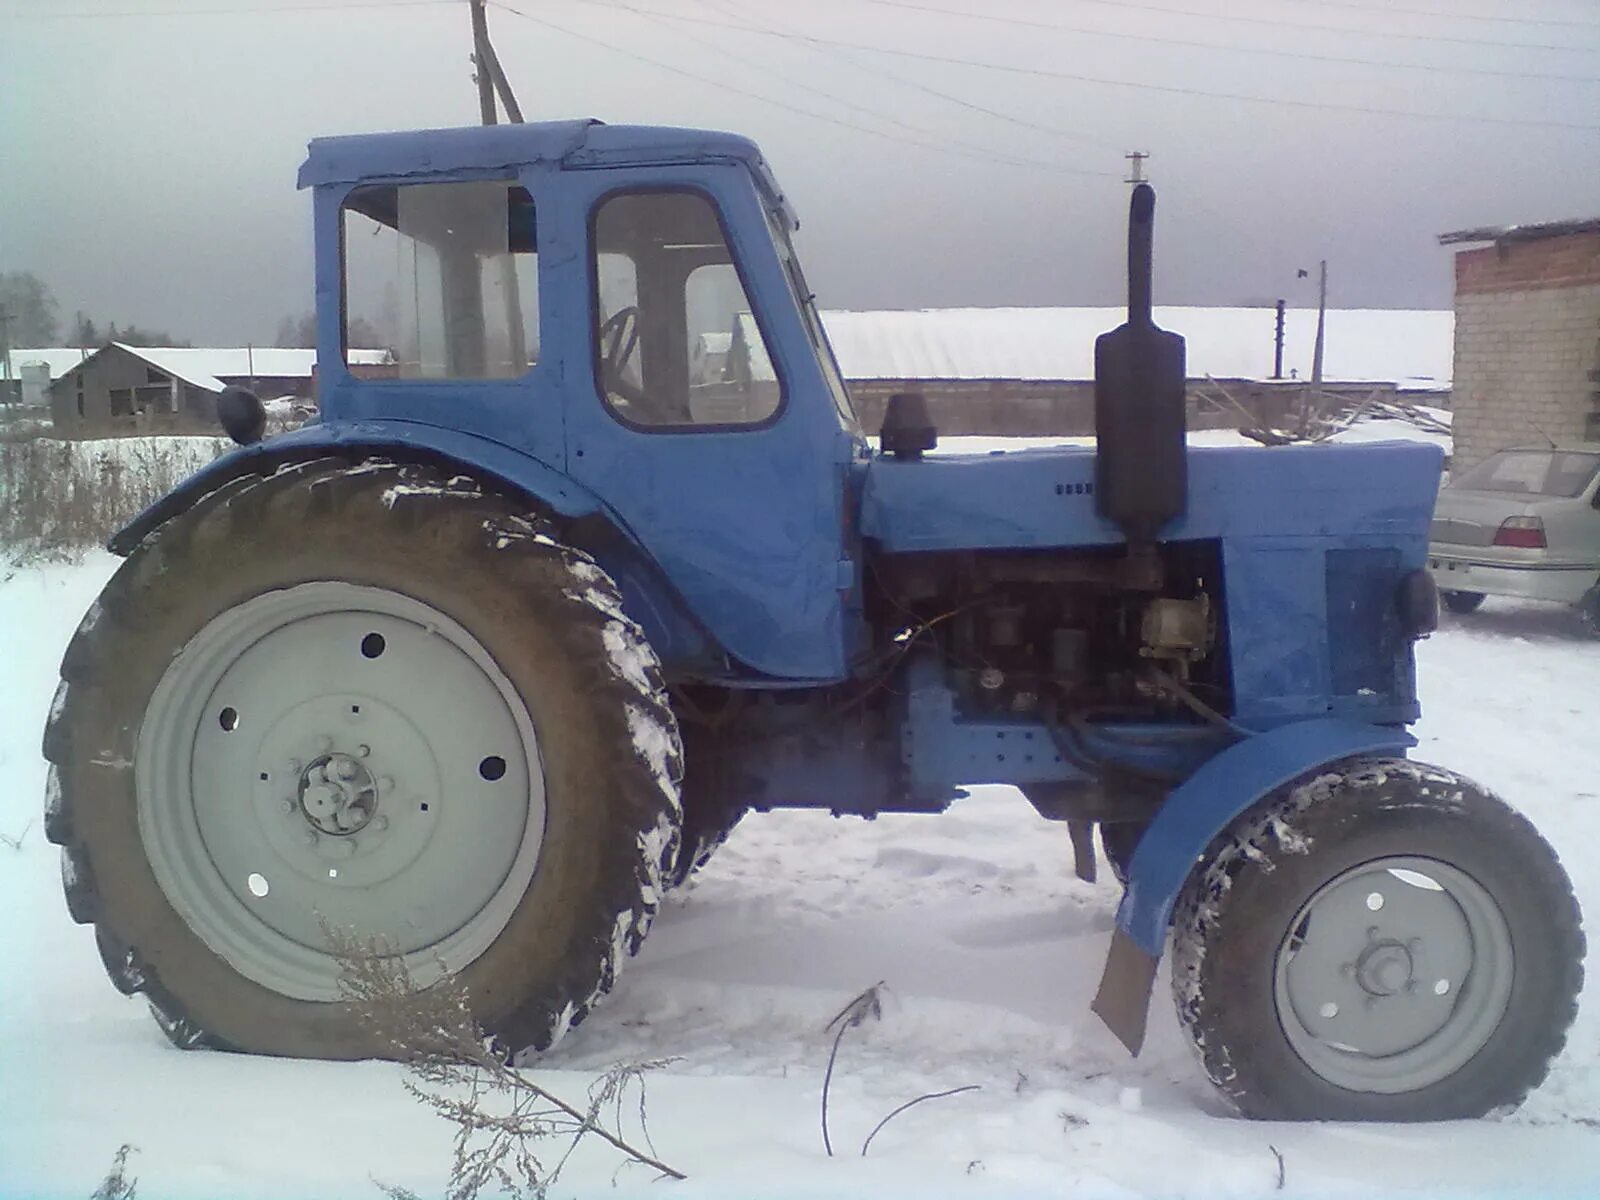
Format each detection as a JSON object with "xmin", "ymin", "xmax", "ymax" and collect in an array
[
  {"xmin": 1450, "ymin": 450, "xmax": 1600, "ymax": 498},
  {"xmin": 762, "ymin": 202, "xmax": 859, "ymax": 433}
]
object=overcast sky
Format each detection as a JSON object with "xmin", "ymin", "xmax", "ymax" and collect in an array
[{"xmin": 2, "ymin": 0, "xmax": 1597, "ymax": 347}]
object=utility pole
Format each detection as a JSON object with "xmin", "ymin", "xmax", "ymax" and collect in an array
[
  {"xmin": 469, "ymin": 0, "xmax": 524, "ymax": 125},
  {"xmin": 466, "ymin": 0, "xmax": 527, "ymax": 372},
  {"xmin": 469, "ymin": 0, "xmax": 498, "ymax": 125},
  {"xmin": 1272, "ymin": 298, "xmax": 1285, "ymax": 380},
  {"xmin": 1310, "ymin": 259, "xmax": 1327, "ymax": 389}
]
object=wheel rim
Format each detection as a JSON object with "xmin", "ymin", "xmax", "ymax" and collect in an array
[
  {"xmin": 137, "ymin": 582, "xmax": 546, "ymax": 1002},
  {"xmin": 1273, "ymin": 856, "xmax": 1514, "ymax": 1095}
]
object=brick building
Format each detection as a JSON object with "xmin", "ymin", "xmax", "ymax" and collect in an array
[{"xmin": 1439, "ymin": 218, "xmax": 1600, "ymax": 469}]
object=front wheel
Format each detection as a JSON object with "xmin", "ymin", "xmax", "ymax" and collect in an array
[{"xmin": 1171, "ymin": 758, "xmax": 1583, "ymax": 1120}]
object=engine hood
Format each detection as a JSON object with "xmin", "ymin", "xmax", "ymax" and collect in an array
[{"xmin": 860, "ymin": 440, "xmax": 1444, "ymax": 551}]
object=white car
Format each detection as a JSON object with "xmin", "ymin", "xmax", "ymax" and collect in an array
[{"xmin": 1428, "ymin": 444, "xmax": 1600, "ymax": 633}]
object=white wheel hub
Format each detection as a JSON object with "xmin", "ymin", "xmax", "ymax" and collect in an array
[{"xmin": 137, "ymin": 582, "xmax": 546, "ymax": 1002}]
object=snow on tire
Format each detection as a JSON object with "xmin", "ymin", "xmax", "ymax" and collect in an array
[
  {"xmin": 42, "ymin": 459, "xmax": 682, "ymax": 1060},
  {"xmin": 1170, "ymin": 757, "xmax": 1583, "ymax": 1121}
]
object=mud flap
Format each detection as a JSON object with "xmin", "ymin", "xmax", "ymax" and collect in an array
[{"xmin": 1092, "ymin": 928, "xmax": 1158, "ymax": 1054}]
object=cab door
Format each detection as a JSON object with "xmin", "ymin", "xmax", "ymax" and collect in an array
[{"xmin": 552, "ymin": 166, "xmax": 851, "ymax": 681}]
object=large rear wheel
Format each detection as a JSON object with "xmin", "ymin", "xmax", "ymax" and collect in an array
[
  {"xmin": 44, "ymin": 461, "xmax": 682, "ymax": 1058},
  {"xmin": 1171, "ymin": 758, "xmax": 1583, "ymax": 1120}
]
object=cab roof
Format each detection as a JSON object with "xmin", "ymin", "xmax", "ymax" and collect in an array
[{"xmin": 297, "ymin": 119, "xmax": 795, "ymax": 225}]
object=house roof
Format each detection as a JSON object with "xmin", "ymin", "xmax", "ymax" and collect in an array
[
  {"xmin": 46, "ymin": 344, "xmax": 393, "ymax": 391},
  {"xmin": 814, "ymin": 306, "xmax": 1453, "ymax": 388},
  {"xmin": 1438, "ymin": 217, "xmax": 1600, "ymax": 246}
]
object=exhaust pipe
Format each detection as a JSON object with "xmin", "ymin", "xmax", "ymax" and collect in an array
[{"xmin": 1093, "ymin": 184, "xmax": 1188, "ymax": 547}]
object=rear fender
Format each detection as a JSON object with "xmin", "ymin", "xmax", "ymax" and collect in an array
[
  {"xmin": 107, "ymin": 420, "xmax": 714, "ymax": 669},
  {"xmin": 1092, "ymin": 718, "xmax": 1416, "ymax": 1054},
  {"xmin": 108, "ymin": 420, "xmax": 604, "ymax": 553}
]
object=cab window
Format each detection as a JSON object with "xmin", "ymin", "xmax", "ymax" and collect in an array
[
  {"xmin": 342, "ymin": 179, "xmax": 538, "ymax": 379},
  {"xmin": 592, "ymin": 190, "xmax": 782, "ymax": 428}
]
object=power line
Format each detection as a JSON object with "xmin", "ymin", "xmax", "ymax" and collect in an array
[
  {"xmin": 855, "ymin": 0, "xmax": 1600, "ymax": 82},
  {"xmin": 602, "ymin": 0, "xmax": 1115, "ymax": 169},
  {"xmin": 693, "ymin": 0, "xmax": 1125, "ymax": 154},
  {"xmin": 1003, "ymin": 0, "xmax": 1600, "ymax": 54},
  {"xmin": 1269, "ymin": 0, "xmax": 1600, "ymax": 32},
  {"xmin": 4, "ymin": 0, "xmax": 453, "ymax": 17},
  {"xmin": 554, "ymin": 0, "xmax": 1600, "ymax": 132},
  {"xmin": 489, "ymin": 0, "xmax": 1120, "ymax": 176}
]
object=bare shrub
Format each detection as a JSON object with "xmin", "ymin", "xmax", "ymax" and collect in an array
[
  {"xmin": 326, "ymin": 926, "xmax": 683, "ymax": 1200},
  {"xmin": 89, "ymin": 1144, "xmax": 138, "ymax": 1200},
  {"xmin": 0, "ymin": 435, "xmax": 227, "ymax": 560}
]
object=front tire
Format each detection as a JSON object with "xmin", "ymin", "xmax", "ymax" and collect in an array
[
  {"xmin": 1171, "ymin": 758, "xmax": 1582, "ymax": 1120},
  {"xmin": 44, "ymin": 461, "xmax": 682, "ymax": 1059}
]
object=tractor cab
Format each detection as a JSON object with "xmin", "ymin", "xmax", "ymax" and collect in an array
[{"xmin": 301, "ymin": 120, "xmax": 864, "ymax": 681}]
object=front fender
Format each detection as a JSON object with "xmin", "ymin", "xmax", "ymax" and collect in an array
[
  {"xmin": 1092, "ymin": 718, "xmax": 1416, "ymax": 1054},
  {"xmin": 107, "ymin": 420, "xmax": 604, "ymax": 554}
]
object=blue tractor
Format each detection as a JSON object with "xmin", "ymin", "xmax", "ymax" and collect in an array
[{"xmin": 46, "ymin": 121, "xmax": 1582, "ymax": 1121}]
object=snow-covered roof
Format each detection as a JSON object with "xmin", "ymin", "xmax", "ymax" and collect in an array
[
  {"xmin": 816, "ymin": 307, "xmax": 1453, "ymax": 388},
  {"xmin": 113, "ymin": 345, "xmax": 393, "ymax": 391},
  {"xmin": 25, "ymin": 344, "xmax": 394, "ymax": 391}
]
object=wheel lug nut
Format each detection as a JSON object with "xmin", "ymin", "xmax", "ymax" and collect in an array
[
  {"xmin": 1340, "ymin": 963, "xmax": 1355, "ymax": 977},
  {"xmin": 379, "ymin": 776, "xmax": 395, "ymax": 794},
  {"xmin": 357, "ymin": 744, "xmax": 371, "ymax": 758},
  {"xmin": 337, "ymin": 838, "xmax": 358, "ymax": 858},
  {"xmin": 282, "ymin": 797, "xmax": 297, "ymax": 814},
  {"xmin": 287, "ymin": 758, "xmax": 302, "ymax": 774},
  {"xmin": 372, "ymin": 815, "xmax": 390, "ymax": 833},
  {"xmin": 303, "ymin": 830, "xmax": 319, "ymax": 847}
]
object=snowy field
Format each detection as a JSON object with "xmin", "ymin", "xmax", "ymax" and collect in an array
[{"xmin": 4, "ymin": 467, "xmax": 1597, "ymax": 1197}]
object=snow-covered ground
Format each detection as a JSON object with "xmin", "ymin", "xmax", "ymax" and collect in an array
[{"xmin": 2, "ymin": 555, "xmax": 1596, "ymax": 1198}]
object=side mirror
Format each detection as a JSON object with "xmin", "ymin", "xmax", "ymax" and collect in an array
[{"xmin": 217, "ymin": 385, "xmax": 266, "ymax": 446}]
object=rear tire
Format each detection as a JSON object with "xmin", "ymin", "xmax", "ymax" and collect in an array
[
  {"xmin": 1441, "ymin": 590, "xmax": 1486, "ymax": 615},
  {"xmin": 1171, "ymin": 758, "xmax": 1582, "ymax": 1120},
  {"xmin": 44, "ymin": 460, "xmax": 682, "ymax": 1059}
]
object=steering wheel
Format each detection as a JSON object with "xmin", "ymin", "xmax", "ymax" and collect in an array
[{"xmin": 598, "ymin": 307, "xmax": 647, "ymax": 402}]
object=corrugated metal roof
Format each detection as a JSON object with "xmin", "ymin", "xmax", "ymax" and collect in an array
[{"xmin": 817, "ymin": 306, "xmax": 1453, "ymax": 387}]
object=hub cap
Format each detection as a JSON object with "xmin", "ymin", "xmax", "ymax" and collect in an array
[
  {"xmin": 136, "ymin": 583, "xmax": 546, "ymax": 1002},
  {"xmin": 1273, "ymin": 856, "xmax": 1514, "ymax": 1094}
]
